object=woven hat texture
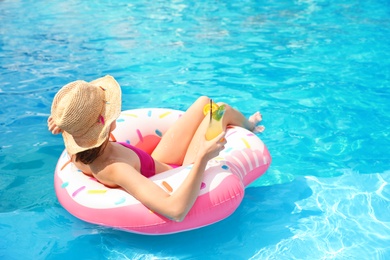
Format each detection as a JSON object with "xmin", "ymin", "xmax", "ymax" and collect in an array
[{"xmin": 51, "ymin": 75, "xmax": 121, "ymax": 154}]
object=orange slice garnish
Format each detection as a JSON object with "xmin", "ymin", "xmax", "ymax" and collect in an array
[{"xmin": 203, "ymin": 102, "xmax": 219, "ymax": 116}]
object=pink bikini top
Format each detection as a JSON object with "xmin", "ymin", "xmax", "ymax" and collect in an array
[{"xmin": 118, "ymin": 142, "xmax": 156, "ymax": 178}]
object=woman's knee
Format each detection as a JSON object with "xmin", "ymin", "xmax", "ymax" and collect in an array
[
  {"xmin": 216, "ymin": 102, "xmax": 232, "ymax": 112},
  {"xmin": 196, "ymin": 96, "xmax": 210, "ymax": 106},
  {"xmin": 195, "ymin": 97, "xmax": 232, "ymax": 112}
]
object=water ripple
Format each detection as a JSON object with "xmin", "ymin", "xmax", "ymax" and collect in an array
[{"xmin": 251, "ymin": 171, "xmax": 390, "ymax": 259}]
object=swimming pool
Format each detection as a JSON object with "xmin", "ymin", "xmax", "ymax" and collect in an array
[{"xmin": 1, "ymin": 0, "xmax": 389, "ymax": 258}]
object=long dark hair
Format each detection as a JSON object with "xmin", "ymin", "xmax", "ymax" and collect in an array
[{"xmin": 75, "ymin": 141, "xmax": 107, "ymax": 164}]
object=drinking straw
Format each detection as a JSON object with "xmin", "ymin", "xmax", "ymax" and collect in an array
[{"xmin": 210, "ymin": 99, "xmax": 213, "ymax": 122}]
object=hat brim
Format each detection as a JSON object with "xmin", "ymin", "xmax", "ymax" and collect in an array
[{"xmin": 62, "ymin": 75, "xmax": 122, "ymax": 155}]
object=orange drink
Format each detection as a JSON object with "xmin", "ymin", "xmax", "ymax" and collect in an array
[{"xmin": 204, "ymin": 101, "xmax": 226, "ymax": 141}]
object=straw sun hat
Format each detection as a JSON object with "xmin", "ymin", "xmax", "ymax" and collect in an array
[{"xmin": 51, "ymin": 75, "xmax": 122, "ymax": 155}]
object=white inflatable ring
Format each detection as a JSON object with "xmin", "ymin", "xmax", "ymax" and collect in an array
[{"xmin": 54, "ymin": 108, "xmax": 271, "ymax": 235}]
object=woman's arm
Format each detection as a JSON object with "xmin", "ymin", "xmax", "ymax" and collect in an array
[{"xmin": 106, "ymin": 131, "xmax": 226, "ymax": 222}]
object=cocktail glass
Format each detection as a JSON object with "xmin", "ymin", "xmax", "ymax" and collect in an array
[{"xmin": 205, "ymin": 102, "xmax": 226, "ymax": 141}]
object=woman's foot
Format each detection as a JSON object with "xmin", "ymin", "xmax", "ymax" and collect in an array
[{"xmin": 249, "ymin": 112, "xmax": 265, "ymax": 133}]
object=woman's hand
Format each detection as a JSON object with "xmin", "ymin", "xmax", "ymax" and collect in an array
[
  {"xmin": 47, "ymin": 116, "xmax": 62, "ymax": 134},
  {"xmin": 198, "ymin": 131, "xmax": 227, "ymax": 162}
]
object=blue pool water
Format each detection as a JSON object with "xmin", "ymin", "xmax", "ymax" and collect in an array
[{"xmin": 1, "ymin": 0, "xmax": 390, "ymax": 259}]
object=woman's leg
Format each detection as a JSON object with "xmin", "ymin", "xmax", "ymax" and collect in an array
[
  {"xmin": 152, "ymin": 96, "xmax": 210, "ymax": 165},
  {"xmin": 152, "ymin": 96, "xmax": 264, "ymax": 165},
  {"xmin": 181, "ymin": 102, "xmax": 263, "ymax": 165}
]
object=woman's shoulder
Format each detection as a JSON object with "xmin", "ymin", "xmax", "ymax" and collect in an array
[{"xmin": 91, "ymin": 147, "xmax": 140, "ymax": 182}]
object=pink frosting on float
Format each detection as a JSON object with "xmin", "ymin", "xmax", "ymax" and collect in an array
[{"xmin": 55, "ymin": 172, "xmax": 244, "ymax": 234}]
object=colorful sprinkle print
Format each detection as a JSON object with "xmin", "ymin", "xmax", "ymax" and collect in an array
[
  {"xmin": 88, "ymin": 190, "xmax": 107, "ymax": 194},
  {"xmin": 115, "ymin": 197, "xmax": 126, "ymax": 205},
  {"xmin": 110, "ymin": 133, "xmax": 117, "ymax": 142},
  {"xmin": 147, "ymin": 110, "xmax": 152, "ymax": 117},
  {"xmin": 60, "ymin": 160, "xmax": 71, "ymax": 171},
  {"xmin": 226, "ymin": 131, "xmax": 237, "ymax": 138},
  {"xmin": 116, "ymin": 118, "xmax": 125, "ymax": 122},
  {"xmin": 136, "ymin": 129, "xmax": 143, "ymax": 142},
  {"xmin": 159, "ymin": 111, "xmax": 171, "ymax": 118},
  {"xmin": 72, "ymin": 186, "xmax": 86, "ymax": 197},
  {"xmin": 221, "ymin": 165, "xmax": 229, "ymax": 170},
  {"xmin": 241, "ymin": 138, "xmax": 250, "ymax": 148},
  {"xmin": 224, "ymin": 147, "xmax": 233, "ymax": 153},
  {"xmin": 162, "ymin": 181, "xmax": 173, "ymax": 193},
  {"xmin": 122, "ymin": 113, "xmax": 138, "ymax": 118},
  {"xmin": 200, "ymin": 182, "xmax": 206, "ymax": 190},
  {"xmin": 155, "ymin": 129, "xmax": 162, "ymax": 137},
  {"xmin": 61, "ymin": 182, "xmax": 69, "ymax": 188}
]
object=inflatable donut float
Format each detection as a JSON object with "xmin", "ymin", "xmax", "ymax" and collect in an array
[{"xmin": 54, "ymin": 108, "xmax": 271, "ymax": 235}]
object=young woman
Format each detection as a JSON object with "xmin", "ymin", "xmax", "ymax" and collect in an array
[{"xmin": 48, "ymin": 75, "xmax": 263, "ymax": 221}]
